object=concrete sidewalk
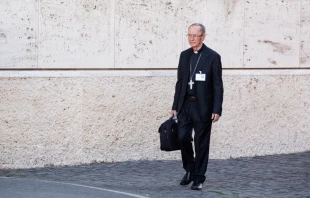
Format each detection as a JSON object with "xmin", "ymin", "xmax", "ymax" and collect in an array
[{"xmin": 0, "ymin": 151, "xmax": 309, "ymax": 198}]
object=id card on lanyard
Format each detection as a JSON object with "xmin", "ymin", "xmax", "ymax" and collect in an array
[{"xmin": 196, "ymin": 71, "xmax": 206, "ymax": 81}]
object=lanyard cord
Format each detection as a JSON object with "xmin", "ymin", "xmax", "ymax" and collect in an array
[{"xmin": 189, "ymin": 53, "xmax": 202, "ymax": 80}]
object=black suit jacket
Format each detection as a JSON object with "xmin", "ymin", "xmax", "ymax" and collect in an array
[{"xmin": 172, "ymin": 44, "xmax": 224, "ymax": 122}]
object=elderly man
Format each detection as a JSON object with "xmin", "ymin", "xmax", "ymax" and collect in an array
[{"xmin": 171, "ymin": 23, "xmax": 224, "ymax": 190}]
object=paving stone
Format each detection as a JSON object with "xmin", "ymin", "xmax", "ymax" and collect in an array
[{"xmin": 0, "ymin": 152, "xmax": 309, "ymax": 198}]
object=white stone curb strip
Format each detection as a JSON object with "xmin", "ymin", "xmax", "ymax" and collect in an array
[{"xmin": 0, "ymin": 69, "xmax": 309, "ymax": 77}]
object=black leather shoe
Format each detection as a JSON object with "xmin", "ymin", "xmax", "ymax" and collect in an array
[
  {"xmin": 191, "ymin": 181, "xmax": 202, "ymax": 190},
  {"xmin": 180, "ymin": 172, "xmax": 191, "ymax": 185}
]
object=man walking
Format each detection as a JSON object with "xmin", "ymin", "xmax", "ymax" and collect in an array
[{"xmin": 171, "ymin": 23, "xmax": 224, "ymax": 190}]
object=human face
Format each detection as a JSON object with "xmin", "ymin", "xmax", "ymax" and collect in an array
[{"xmin": 187, "ymin": 26, "xmax": 205, "ymax": 51}]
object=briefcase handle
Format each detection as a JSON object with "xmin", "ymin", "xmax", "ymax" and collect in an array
[{"xmin": 170, "ymin": 116, "xmax": 178, "ymax": 123}]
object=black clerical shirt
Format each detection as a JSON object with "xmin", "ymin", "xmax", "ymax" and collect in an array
[{"xmin": 186, "ymin": 47, "xmax": 203, "ymax": 96}]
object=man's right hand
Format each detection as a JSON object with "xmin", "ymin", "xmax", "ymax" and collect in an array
[{"xmin": 170, "ymin": 110, "xmax": 177, "ymax": 117}]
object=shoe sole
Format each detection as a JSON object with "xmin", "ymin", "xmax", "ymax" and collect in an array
[
  {"xmin": 191, "ymin": 187, "xmax": 202, "ymax": 190},
  {"xmin": 180, "ymin": 182, "xmax": 192, "ymax": 186},
  {"xmin": 191, "ymin": 184, "xmax": 202, "ymax": 190}
]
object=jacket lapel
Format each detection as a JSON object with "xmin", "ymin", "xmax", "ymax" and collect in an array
[
  {"xmin": 196, "ymin": 45, "xmax": 209, "ymax": 72},
  {"xmin": 183, "ymin": 50, "xmax": 192, "ymax": 78}
]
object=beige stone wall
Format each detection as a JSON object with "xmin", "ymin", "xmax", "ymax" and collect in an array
[
  {"xmin": 0, "ymin": 1, "xmax": 309, "ymax": 169},
  {"xmin": 0, "ymin": 71, "xmax": 309, "ymax": 169},
  {"xmin": 1, "ymin": 0, "xmax": 310, "ymax": 69}
]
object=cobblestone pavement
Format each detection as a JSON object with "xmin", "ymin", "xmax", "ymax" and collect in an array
[{"xmin": 0, "ymin": 151, "xmax": 309, "ymax": 198}]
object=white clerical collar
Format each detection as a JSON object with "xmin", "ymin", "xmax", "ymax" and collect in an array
[{"xmin": 193, "ymin": 46, "xmax": 203, "ymax": 54}]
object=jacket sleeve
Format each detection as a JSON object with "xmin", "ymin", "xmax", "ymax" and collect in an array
[
  {"xmin": 172, "ymin": 53, "xmax": 183, "ymax": 111},
  {"xmin": 212, "ymin": 55, "xmax": 224, "ymax": 116}
]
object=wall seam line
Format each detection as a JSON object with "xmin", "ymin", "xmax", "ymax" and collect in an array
[
  {"xmin": 299, "ymin": 0, "xmax": 301, "ymax": 69},
  {"xmin": 243, "ymin": 0, "xmax": 245, "ymax": 68},
  {"xmin": 113, "ymin": 0, "xmax": 116, "ymax": 69},
  {"xmin": 181, "ymin": 6, "xmax": 183, "ymax": 52},
  {"xmin": 37, "ymin": 0, "xmax": 40, "ymax": 69}
]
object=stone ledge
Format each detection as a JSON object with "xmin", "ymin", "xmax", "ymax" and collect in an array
[{"xmin": 0, "ymin": 69, "xmax": 309, "ymax": 77}]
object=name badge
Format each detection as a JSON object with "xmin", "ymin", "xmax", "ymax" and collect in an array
[{"xmin": 195, "ymin": 71, "xmax": 206, "ymax": 81}]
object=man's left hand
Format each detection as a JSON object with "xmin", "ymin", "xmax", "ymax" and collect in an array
[{"xmin": 211, "ymin": 114, "xmax": 220, "ymax": 123}]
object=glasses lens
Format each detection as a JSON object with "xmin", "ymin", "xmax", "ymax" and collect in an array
[{"xmin": 187, "ymin": 34, "xmax": 202, "ymax": 38}]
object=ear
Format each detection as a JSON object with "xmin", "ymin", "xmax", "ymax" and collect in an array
[{"xmin": 202, "ymin": 34, "xmax": 206, "ymax": 41}]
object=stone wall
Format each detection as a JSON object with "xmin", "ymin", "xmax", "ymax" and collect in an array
[
  {"xmin": 0, "ymin": 0, "xmax": 309, "ymax": 169},
  {"xmin": 0, "ymin": 71, "xmax": 309, "ymax": 169},
  {"xmin": 0, "ymin": 0, "xmax": 309, "ymax": 69}
]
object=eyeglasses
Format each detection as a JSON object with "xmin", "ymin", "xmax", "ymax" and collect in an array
[{"xmin": 187, "ymin": 34, "xmax": 204, "ymax": 38}]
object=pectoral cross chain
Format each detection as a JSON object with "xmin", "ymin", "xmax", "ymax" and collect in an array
[{"xmin": 188, "ymin": 53, "xmax": 202, "ymax": 90}]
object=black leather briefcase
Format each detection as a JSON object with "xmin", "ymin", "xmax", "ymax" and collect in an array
[{"xmin": 158, "ymin": 116, "xmax": 180, "ymax": 151}]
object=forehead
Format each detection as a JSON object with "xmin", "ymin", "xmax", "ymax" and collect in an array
[{"xmin": 188, "ymin": 26, "xmax": 202, "ymax": 33}]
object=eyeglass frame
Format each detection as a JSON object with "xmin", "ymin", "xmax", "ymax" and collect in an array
[{"xmin": 186, "ymin": 34, "xmax": 204, "ymax": 38}]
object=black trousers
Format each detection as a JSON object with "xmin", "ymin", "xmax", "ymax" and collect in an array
[{"xmin": 178, "ymin": 99, "xmax": 212, "ymax": 183}]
